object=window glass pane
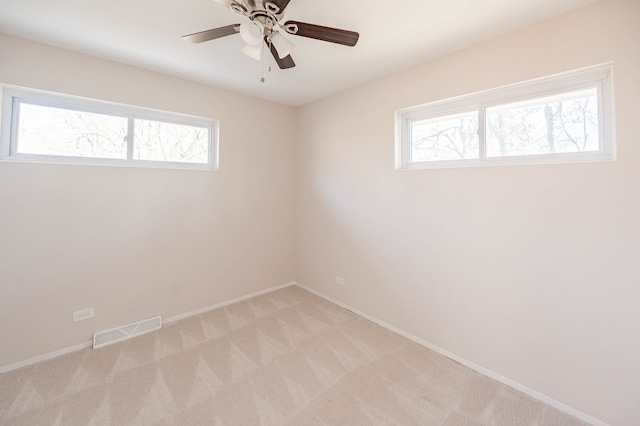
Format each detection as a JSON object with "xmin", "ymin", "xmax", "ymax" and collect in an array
[
  {"xmin": 133, "ymin": 118, "xmax": 209, "ymax": 164},
  {"xmin": 486, "ymin": 88, "xmax": 599, "ymax": 157},
  {"xmin": 16, "ymin": 103, "xmax": 127, "ymax": 159},
  {"xmin": 409, "ymin": 111, "xmax": 479, "ymax": 162}
]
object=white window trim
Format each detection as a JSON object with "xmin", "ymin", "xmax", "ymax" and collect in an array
[
  {"xmin": 0, "ymin": 85, "xmax": 219, "ymax": 171},
  {"xmin": 395, "ymin": 63, "xmax": 615, "ymax": 170}
]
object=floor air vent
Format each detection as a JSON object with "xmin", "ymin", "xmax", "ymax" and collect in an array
[{"xmin": 93, "ymin": 315, "xmax": 162, "ymax": 349}]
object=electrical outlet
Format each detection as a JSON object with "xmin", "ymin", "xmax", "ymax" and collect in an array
[
  {"xmin": 73, "ymin": 307, "xmax": 95, "ymax": 322},
  {"xmin": 335, "ymin": 276, "xmax": 344, "ymax": 286}
]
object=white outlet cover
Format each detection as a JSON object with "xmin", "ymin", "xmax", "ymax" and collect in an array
[
  {"xmin": 336, "ymin": 276, "xmax": 344, "ymax": 286},
  {"xmin": 73, "ymin": 307, "xmax": 95, "ymax": 322}
]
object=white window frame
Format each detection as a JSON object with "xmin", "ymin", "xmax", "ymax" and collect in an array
[
  {"xmin": 0, "ymin": 85, "xmax": 218, "ymax": 171},
  {"xmin": 395, "ymin": 63, "xmax": 615, "ymax": 170}
]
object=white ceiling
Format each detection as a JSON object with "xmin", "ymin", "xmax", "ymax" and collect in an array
[{"xmin": 0, "ymin": 0, "xmax": 598, "ymax": 106}]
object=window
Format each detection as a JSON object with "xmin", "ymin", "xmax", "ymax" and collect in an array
[
  {"xmin": 1, "ymin": 87, "xmax": 217, "ymax": 170},
  {"xmin": 396, "ymin": 64, "xmax": 614, "ymax": 170}
]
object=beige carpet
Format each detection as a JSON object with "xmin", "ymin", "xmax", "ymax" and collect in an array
[{"xmin": 0, "ymin": 286, "xmax": 588, "ymax": 425}]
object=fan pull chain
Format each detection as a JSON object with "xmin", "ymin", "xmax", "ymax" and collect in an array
[
  {"xmin": 261, "ymin": 41, "xmax": 266, "ymax": 83},
  {"xmin": 261, "ymin": 39, "xmax": 273, "ymax": 83}
]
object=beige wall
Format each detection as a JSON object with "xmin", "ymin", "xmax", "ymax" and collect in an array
[
  {"xmin": 295, "ymin": 0, "xmax": 640, "ymax": 424},
  {"xmin": 0, "ymin": 35, "xmax": 296, "ymax": 367}
]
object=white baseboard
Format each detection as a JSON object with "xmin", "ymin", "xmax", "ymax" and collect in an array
[
  {"xmin": 295, "ymin": 282, "xmax": 608, "ymax": 426},
  {"xmin": 0, "ymin": 282, "xmax": 296, "ymax": 374},
  {"xmin": 0, "ymin": 341, "xmax": 93, "ymax": 374},
  {"xmin": 163, "ymin": 281, "xmax": 295, "ymax": 324}
]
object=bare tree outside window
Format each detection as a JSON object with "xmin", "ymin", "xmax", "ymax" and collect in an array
[
  {"xmin": 397, "ymin": 66, "xmax": 612, "ymax": 170},
  {"xmin": 486, "ymin": 88, "xmax": 599, "ymax": 157},
  {"xmin": 134, "ymin": 119, "xmax": 209, "ymax": 164},
  {"xmin": 16, "ymin": 103, "xmax": 127, "ymax": 159},
  {"xmin": 10, "ymin": 100, "xmax": 212, "ymax": 168},
  {"xmin": 410, "ymin": 112, "xmax": 479, "ymax": 162},
  {"xmin": 405, "ymin": 88, "xmax": 599, "ymax": 165}
]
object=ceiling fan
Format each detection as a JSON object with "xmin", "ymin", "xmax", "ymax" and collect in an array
[{"xmin": 182, "ymin": 0, "xmax": 359, "ymax": 70}]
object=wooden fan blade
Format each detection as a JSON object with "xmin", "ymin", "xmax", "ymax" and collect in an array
[
  {"xmin": 182, "ymin": 25, "xmax": 239, "ymax": 43},
  {"xmin": 266, "ymin": 39, "xmax": 295, "ymax": 69},
  {"xmin": 284, "ymin": 21, "xmax": 359, "ymax": 47}
]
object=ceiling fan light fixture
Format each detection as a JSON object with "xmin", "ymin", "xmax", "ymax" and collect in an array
[
  {"xmin": 270, "ymin": 31, "xmax": 295, "ymax": 59},
  {"xmin": 241, "ymin": 42, "xmax": 262, "ymax": 61},
  {"xmin": 239, "ymin": 21, "xmax": 264, "ymax": 45}
]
